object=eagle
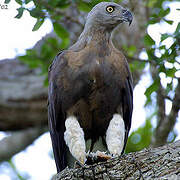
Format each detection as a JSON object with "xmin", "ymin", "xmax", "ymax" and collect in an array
[{"xmin": 48, "ymin": 2, "xmax": 133, "ymax": 173}]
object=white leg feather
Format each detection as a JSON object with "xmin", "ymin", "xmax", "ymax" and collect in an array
[
  {"xmin": 106, "ymin": 114, "xmax": 125, "ymax": 156},
  {"xmin": 64, "ymin": 116, "xmax": 86, "ymax": 164}
]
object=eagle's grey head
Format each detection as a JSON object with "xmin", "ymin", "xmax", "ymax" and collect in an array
[{"xmin": 86, "ymin": 2, "xmax": 133, "ymax": 30}]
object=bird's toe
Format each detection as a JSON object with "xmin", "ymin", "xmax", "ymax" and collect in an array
[
  {"xmin": 96, "ymin": 151, "xmax": 112, "ymax": 160},
  {"xmin": 86, "ymin": 151, "xmax": 112, "ymax": 165}
]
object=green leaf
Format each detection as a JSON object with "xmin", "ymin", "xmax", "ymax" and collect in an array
[
  {"xmin": 144, "ymin": 34, "xmax": 155, "ymax": 46},
  {"xmin": 166, "ymin": 67, "xmax": 177, "ymax": 77},
  {"xmin": 147, "ymin": 0, "xmax": 158, "ymax": 7},
  {"xmin": 15, "ymin": 0, "xmax": 22, "ymax": 5},
  {"xmin": 159, "ymin": 64, "xmax": 166, "ymax": 73},
  {"xmin": 155, "ymin": 0, "xmax": 165, "ymax": 9},
  {"xmin": 48, "ymin": 0, "xmax": 70, "ymax": 8},
  {"xmin": 56, "ymin": 0, "xmax": 70, "ymax": 9},
  {"xmin": 44, "ymin": 76, "xmax": 49, "ymax": 86},
  {"xmin": 77, "ymin": 1, "xmax": 91, "ymax": 12},
  {"xmin": 159, "ymin": 7, "xmax": 170, "ymax": 17},
  {"xmin": 148, "ymin": 18, "xmax": 158, "ymax": 24},
  {"xmin": 161, "ymin": 33, "xmax": 169, "ymax": 42},
  {"xmin": 53, "ymin": 22, "xmax": 69, "ymax": 48},
  {"xmin": 4, "ymin": 0, "xmax": 11, "ymax": 4},
  {"xmin": 165, "ymin": 82, "xmax": 173, "ymax": 94},
  {"xmin": 41, "ymin": 43, "xmax": 53, "ymax": 59},
  {"xmin": 159, "ymin": 45, "xmax": 166, "ymax": 50},
  {"xmin": 53, "ymin": 23, "xmax": 68, "ymax": 38},
  {"xmin": 126, "ymin": 119, "xmax": 153, "ymax": 153},
  {"xmin": 163, "ymin": 18, "xmax": 173, "ymax": 25},
  {"xmin": 145, "ymin": 79, "xmax": 160, "ymax": 98},
  {"xmin": 25, "ymin": 0, "xmax": 32, "ymax": 4},
  {"xmin": 32, "ymin": 18, "xmax": 44, "ymax": 31},
  {"xmin": 15, "ymin": 7, "xmax": 24, "ymax": 19},
  {"xmin": 129, "ymin": 60, "xmax": 146, "ymax": 72},
  {"xmin": 20, "ymin": 55, "xmax": 42, "ymax": 68},
  {"xmin": 128, "ymin": 45, "xmax": 137, "ymax": 57},
  {"xmin": 47, "ymin": 38, "xmax": 59, "ymax": 47},
  {"xmin": 29, "ymin": 8, "xmax": 44, "ymax": 18},
  {"xmin": 146, "ymin": 48, "xmax": 156, "ymax": 60},
  {"xmin": 175, "ymin": 22, "xmax": 180, "ymax": 34}
]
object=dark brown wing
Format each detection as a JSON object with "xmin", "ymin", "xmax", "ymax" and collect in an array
[
  {"xmin": 48, "ymin": 52, "xmax": 67, "ymax": 173},
  {"xmin": 110, "ymin": 51, "xmax": 133, "ymax": 154},
  {"xmin": 121, "ymin": 66, "xmax": 133, "ymax": 154}
]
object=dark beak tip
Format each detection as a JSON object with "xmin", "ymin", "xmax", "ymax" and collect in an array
[
  {"xmin": 129, "ymin": 19, "xmax": 132, "ymax": 26},
  {"xmin": 123, "ymin": 10, "xmax": 133, "ymax": 26},
  {"xmin": 128, "ymin": 12, "xmax": 133, "ymax": 26}
]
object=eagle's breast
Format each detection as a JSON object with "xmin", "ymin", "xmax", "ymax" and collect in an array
[{"xmin": 62, "ymin": 50, "xmax": 125, "ymax": 141}]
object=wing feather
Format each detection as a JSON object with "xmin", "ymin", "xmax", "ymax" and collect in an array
[
  {"xmin": 48, "ymin": 52, "xmax": 67, "ymax": 172},
  {"xmin": 121, "ymin": 76, "xmax": 133, "ymax": 154}
]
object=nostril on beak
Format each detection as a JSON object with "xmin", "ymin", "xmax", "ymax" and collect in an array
[{"xmin": 122, "ymin": 9, "xmax": 128, "ymax": 14}]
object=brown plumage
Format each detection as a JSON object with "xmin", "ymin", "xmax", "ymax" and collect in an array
[{"xmin": 48, "ymin": 2, "xmax": 133, "ymax": 172}]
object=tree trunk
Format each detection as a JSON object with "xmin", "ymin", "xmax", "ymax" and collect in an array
[{"xmin": 53, "ymin": 140, "xmax": 180, "ymax": 180}]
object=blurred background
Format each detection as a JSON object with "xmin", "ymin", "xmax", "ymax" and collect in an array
[{"xmin": 0, "ymin": 0, "xmax": 179, "ymax": 179}]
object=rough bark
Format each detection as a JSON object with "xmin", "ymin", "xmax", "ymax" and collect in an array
[{"xmin": 53, "ymin": 140, "xmax": 180, "ymax": 180}]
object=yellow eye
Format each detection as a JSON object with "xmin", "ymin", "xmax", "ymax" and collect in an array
[{"xmin": 106, "ymin": 6, "xmax": 114, "ymax": 13}]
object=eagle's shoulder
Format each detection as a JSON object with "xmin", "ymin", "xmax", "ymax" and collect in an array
[
  {"xmin": 48, "ymin": 50, "xmax": 72, "ymax": 81},
  {"xmin": 48, "ymin": 51, "xmax": 63, "ymax": 77},
  {"xmin": 109, "ymin": 46, "xmax": 132, "ymax": 77}
]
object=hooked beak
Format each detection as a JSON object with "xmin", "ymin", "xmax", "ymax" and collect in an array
[{"xmin": 122, "ymin": 9, "xmax": 133, "ymax": 26}]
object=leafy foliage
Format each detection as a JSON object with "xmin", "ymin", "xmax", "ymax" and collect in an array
[
  {"xmin": 53, "ymin": 23, "xmax": 69, "ymax": 49},
  {"xmin": 19, "ymin": 37, "xmax": 61, "ymax": 85},
  {"xmin": 32, "ymin": 18, "xmax": 44, "ymax": 31},
  {"xmin": 126, "ymin": 119, "xmax": 153, "ymax": 153},
  {"xmin": 15, "ymin": 7, "xmax": 25, "ymax": 18},
  {"xmin": 144, "ymin": 21, "xmax": 180, "ymax": 104},
  {"xmin": 144, "ymin": 33, "xmax": 155, "ymax": 46}
]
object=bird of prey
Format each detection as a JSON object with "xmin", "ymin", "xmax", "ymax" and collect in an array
[{"xmin": 48, "ymin": 2, "xmax": 133, "ymax": 173}]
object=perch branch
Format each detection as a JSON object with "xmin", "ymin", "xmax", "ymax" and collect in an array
[{"xmin": 53, "ymin": 140, "xmax": 180, "ymax": 180}]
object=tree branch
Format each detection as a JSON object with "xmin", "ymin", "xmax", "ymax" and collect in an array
[
  {"xmin": 153, "ymin": 78, "xmax": 180, "ymax": 147},
  {"xmin": 0, "ymin": 59, "xmax": 48, "ymax": 131},
  {"xmin": 0, "ymin": 127, "xmax": 47, "ymax": 162},
  {"xmin": 53, "ymin": 140, "xmax": 180, "ymax": 180}
]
